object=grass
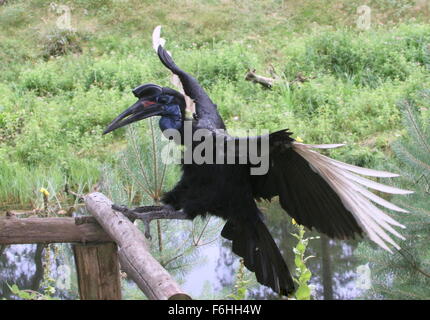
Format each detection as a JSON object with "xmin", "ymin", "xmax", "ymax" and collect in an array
[{"xmin": 0, "ymin": 0, "xmax": 429, "ymax": 205}]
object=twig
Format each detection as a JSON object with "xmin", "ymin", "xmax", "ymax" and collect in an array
[
  {"xmin": 397, "ymin": 248, "xmax": 430, "ymax": 279},
  {"xmin": 64, "ymin": 184, "xmax": 84, "ymax": 201},
  {"xmin": 128, "ymin": 125, "xmax": 153, "ymax": 196},
  {"xmin": 157, "ymin": 151, "xmax": 169, "ymax": 197},
  {"xmin": 403, "ymin": 100, "xmax": 430, "ymax": 155},
  {"xmin": 193, "ymin": 217, "xmax": 211, "ymax": 246},
  {"xmin": 150, "ymin": 119, "xmax": 159, "ymax": 199},
  {"xmin": 162, "ymin": 252, "xmax": 186, "ymax": 268},
  {"xmin": 413, "ymin": 173, "xmax": 430, "ymax": 195},
  {"xmin": 120, "ymin": 157, "xmax": 153, "ymax": 197},
  {"xmin": 162, "ymin": 219, "xmax": 220, "ymax": 267}
]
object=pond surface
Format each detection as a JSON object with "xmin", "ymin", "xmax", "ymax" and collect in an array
[{"xmin": 0, "ymin": 201, "xmax": 368, "ymax": 300}]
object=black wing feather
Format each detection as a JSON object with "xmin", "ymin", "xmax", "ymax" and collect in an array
[
  {"xmin": 251, "ymin": 131, "xmax": 363, "ymax": 239},
  {"xmin": 221, "ymin": 218, "xmax": 295, "ymax": 295}
]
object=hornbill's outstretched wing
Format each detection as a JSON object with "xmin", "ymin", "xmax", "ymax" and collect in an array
[{"xmin": 247, "ymin": 130, "xmax": 412, "ymax": 252}]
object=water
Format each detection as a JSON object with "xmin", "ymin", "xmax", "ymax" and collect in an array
[{"xmin": 0, "ymin": 200, "xmax": 367, "ymax": 300}]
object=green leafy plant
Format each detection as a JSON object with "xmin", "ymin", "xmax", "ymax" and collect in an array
[
  {"xmin": 7, "ymin": 284, "xmax": 57, "ymax": 300},
  {"xmin": 291, "ymin": 219, "xmax": 318, "ymax": 300},
  {"xmin": 227, "ymin": 259, "xmax": 251, "ymax": 300},
  {"xmin": 42, "ymin": 28, "xmax": 83, "ymax": 59}
]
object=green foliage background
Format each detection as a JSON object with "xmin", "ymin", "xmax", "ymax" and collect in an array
[
  {"xmin": 1, "ymin": 0, "xmax": 429, "ymax": 207},
  {"xmin": 355, "ymin": 95, "xmax": 430, "ymax": 299},
  {"xmin": 0, "ymin": 0, "xmax": 429, "ymax": 300}
]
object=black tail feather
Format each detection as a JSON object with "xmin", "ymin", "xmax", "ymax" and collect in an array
[{"xmin": 221, "ymin": 218, "xmax": 295, "ymax": 295}]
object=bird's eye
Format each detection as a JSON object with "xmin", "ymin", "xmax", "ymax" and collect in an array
[{"xmin": 157, "ymin": 96, "xmax": 169, "ymax": 104}]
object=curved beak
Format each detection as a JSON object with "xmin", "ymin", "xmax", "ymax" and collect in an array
[{"xmin": 103, "ymin": 100, "xmax": 164, "ymax": 135}]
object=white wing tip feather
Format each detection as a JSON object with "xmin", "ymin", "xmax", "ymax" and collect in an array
[{"xmin": 292, "ymin": 142, "xmax": 411, "ymax": 252}]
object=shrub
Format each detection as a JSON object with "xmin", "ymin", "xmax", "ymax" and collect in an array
[{"xmin": 41, "ymin": 29, "xmax": 84, "ymax": 59}]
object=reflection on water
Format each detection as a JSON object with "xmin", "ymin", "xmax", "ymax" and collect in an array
[
  {"xmin": 0, "ymin": 243, "xmax": 79, "ymax": 300},
  {"xmin": 0, "ymin": 244, "xmax": 44, "ymax": 299},
  {"xmin": 0, "ymin": 200, "xmax": 366, "ymax": 300}
]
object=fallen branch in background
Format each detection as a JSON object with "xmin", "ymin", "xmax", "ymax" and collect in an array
[
  {"xmin": 245, "ymin": 69, "xmax": 277, "ymax": 88},
  {"xmin": 6, "ymin": 209, "xmax": 44, "ymax": 217},
  {"xmin": 245, "ymin": 69, "xmax": 315, "ymax": 89},
  {"xmin": 5, "ymin": 206, "xmax": 76, "ymax": 218}
]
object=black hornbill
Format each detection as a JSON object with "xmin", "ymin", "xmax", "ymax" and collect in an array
[{"xmin": 103, "ymin": 38, "xmax": 412, "ymax": 295}]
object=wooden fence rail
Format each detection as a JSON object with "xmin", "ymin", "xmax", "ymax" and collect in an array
[
  {"xmin": 0, "ymin": 192, "xmax": 191, "ymax": 300},
  {"xmin": 0, "ymin": 216, "xmax": 111, "ymax": 244}
]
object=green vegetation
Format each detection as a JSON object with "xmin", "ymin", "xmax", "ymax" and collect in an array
[
  {"xmin": 7, "ymin": 284, "xmax": 57, "ymax": 300},
  {"xmin": 0, "ymin": 0, "xmax": 429, "ymax": 300},
  {"xmin": 355, "ymin": 94, "xmax": 430, "ymax": 299},
  {"xmin": 0, "ymin": 1, "xmax": 429, "ymax": 207},
  {"xmin": 227, "ymin": 259, "xmax": 251, "ymax": 300},
  {"xmin": 291, "ymin": 219, "xmax": 318, "ymax": 300}
]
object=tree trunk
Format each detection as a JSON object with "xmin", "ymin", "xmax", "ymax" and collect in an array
[
  {"xmin": 30, "ymin": 244, "xmax": 45, "ymax": 291},
  {"xmin": 321, "ymin": 234, "xmax": 334, "ymax": 300}
]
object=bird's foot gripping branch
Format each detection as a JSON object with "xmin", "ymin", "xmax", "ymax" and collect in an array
[{"xmin": 111, "ymin": 204, "xmax": 189, "ymax": 240}]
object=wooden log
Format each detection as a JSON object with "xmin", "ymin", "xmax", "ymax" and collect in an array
[
  {"xmin": 73, "ymin": 242, "xmax": 122, "ymax": 300},
  {"xmin": 6, "ymin": 209, "xmax": 43, "ymax": 217},
  {"xmin": 245, "ymin": 70, "xmax": 276, "ymax": 88},
  {"xmin": 0, "ymin": 216, "xmax": 112, "ymax": 245},
  {"xmin": 85, "ymin": 192, "xmax": 191, "ymax": 300},
  {"xmin": 245, "ymin": 70, "xmax": 313, "ymax": 89}
]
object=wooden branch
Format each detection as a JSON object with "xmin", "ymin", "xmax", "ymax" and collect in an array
[
  {"xmin": 6, "ymin": 209, "xmax": 43, "ymax": 217},
  {"xmin": 73, "ymin": 242, "xmax": 122, "ymax": 300},
  {"xmin": 0, "ymin": 216, "xmax": 112, "ymax": 245},
  {"xmin": 85, "ymin": 192, "xmax": 192, "ymax": 300}
]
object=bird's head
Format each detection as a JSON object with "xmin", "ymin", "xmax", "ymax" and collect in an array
[{"xmin": 103, "ymin": 84, "xmax": 186, "ymax": 135}]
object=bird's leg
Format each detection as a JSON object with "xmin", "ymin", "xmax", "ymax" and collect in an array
[{"xmin": 111, "ymin": 204, "xmax": 189, "ymax": 239}]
